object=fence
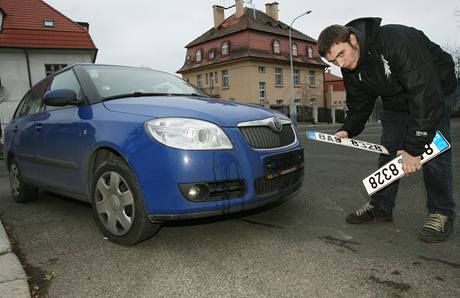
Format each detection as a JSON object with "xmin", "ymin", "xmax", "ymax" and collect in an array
[{"xmin": 270, "ymin": 105, "xmax": 346, "ymax": 123}]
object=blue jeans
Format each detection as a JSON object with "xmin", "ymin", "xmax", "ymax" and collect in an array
[{"xmin": 371, "ymin": 88, "xmax": 459, "ymax": 218}]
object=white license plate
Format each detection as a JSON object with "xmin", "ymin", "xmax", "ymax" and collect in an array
[
  {"xmin": 306, "ymin": 131, "xmax": 389, "ymax": 155},
  {"xmin": 362, "ymin": 131, "xmax": 450, "ymax": 195}
]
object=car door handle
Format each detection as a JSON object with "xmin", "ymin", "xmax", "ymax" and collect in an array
[
  {"xmin": 35, "ymin": 123, "xmax": 43, "ymax": 132},
  {"xmin": 13, "ymin": 126, "xmax": 18, "ymax": 133}
]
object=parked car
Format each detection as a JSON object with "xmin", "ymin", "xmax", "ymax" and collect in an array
[{"xmin": 4, "ymin": 64, "xmax": 304, "ymax": 245}]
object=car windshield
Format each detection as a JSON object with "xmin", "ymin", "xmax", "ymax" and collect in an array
[{"xmin": 81, "ymin": 65, "xmax": 208, "ymax": 99}]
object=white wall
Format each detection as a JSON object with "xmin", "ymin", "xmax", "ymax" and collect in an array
[{"xmin": 0, "ymin": 48, "xmax": 94, "ymax": 131}]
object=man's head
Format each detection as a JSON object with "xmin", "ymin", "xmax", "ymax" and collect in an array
[{"xmin": 318, "ymin": 25, "xmax": 360, "ymax": 70}]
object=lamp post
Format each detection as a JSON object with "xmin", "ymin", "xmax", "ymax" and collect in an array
[{"xmin": 289, "ymin": 10, "xmax": 312, "ymax": 125}]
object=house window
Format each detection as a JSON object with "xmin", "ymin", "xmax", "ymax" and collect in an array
[
  {"xmin": 275, "ymin": 68, "xmax": 283, "ymax": 85},
  {"xmin": 43, "ymin": 20, "xmax": 54, "ymax": 27},
  {"xmin": 222, "ymin": 70, "xmax": 229, "ymax": 88},
  {"xmin": 258, "ymin": 66, "xmax": 265, "ymax": 73},
  {"xmin": 309, "ymin": 98, "xmax": 316, "ymax": 106},
  {"xmin": 45, "ymin": 64, "xmax": 67, "ymax": 76},
  {"xmin": 196, "ymin": 74, "xmax": 203, "ymax": 88},
  {"xmin": 186, "ymin": 55, "xmax": 191, "ymax": 61},
  {"xmin": 214, "ymin": 72, "xmax": 218, "ymax": 84},
  {"xmin": 273, "ymin": 40, "xmax": 280, "ymax": 54},
  {"xmin": 222, "ymin": 41, "xmax": 229, "ymax": 55},
  {"xmin": 308, "ymin": 71, "xmax": 316, "ymax": 87},
  {"xmin": 276, "ymin": 99, "xmax": 284, "ymax": 105},
  {"xmin": 259, "ymin": 82, "xmax": 266, "ymax": 103},
  {"xmin": 209, "ymin": 72, "xmax": 215, "ymax": 88},
  {"xmin": 0, "ymin": 10, "xmax": 4, "ymax": 32},
  {"xmin": 196, "ymin": 49, "xmax": 202, "ymax": 62},
  {"xmin": 205, "ymin": 73, "xmax": 208, "ymax": 85},
  {"xmin": 292, "ymin": 43, "xmax": 298, "ymax": 56},
  {"xmin": 294, "ymin": 99, "xmax": 301, "ymax": 105},
  {"xmin": 208, "ymin": 50, "xmax": 215, "ymax": 60},
  {"xmin": 307, "ymin": 46, "xmax": 313, "ymax": 58},
  {"xmin": 293, "ymin": 69, "xmax": 300, "ymax": 86}
]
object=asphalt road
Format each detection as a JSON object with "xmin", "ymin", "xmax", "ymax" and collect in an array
[{"xmin": 1, "ymin": 120, "xmax": 459, "ymax": 297}]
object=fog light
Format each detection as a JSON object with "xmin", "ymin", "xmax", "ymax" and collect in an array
[
  {"xmin": 188, "ymin": 185, "xmax": 201, "ymax": 200},
  {"xmin": 179, "ymin": 183, "xmax": 210, "ymax": 202}
]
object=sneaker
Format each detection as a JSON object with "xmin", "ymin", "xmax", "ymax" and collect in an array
[
  {"xmin": 418, "ymin": 213, "xmax": 454, "ymax": 243},
  {"xmin": 345, "ymin": 202, "xmax": 393, "ymax": 224}
]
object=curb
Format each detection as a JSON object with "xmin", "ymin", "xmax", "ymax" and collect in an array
[{"xmin": 0, "ymin": 219, "xmax": 30, "ymax": 298}]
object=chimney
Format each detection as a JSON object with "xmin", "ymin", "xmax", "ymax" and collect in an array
[
  {"xmin": 213, "ymin": 5, "xmax": 225, "ymax": 28},
  {"xmin": 265, "ymin": 2, "xmax": 279, "ymax": 21},
  {"xmin": 235, "ymin": 0, "xmax": 245, "ymax": 18}
]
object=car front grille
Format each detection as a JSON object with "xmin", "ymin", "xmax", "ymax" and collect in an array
[
  {"xmin": 239, "ymin": 124, "xmax": 296, "ymax": 149},
  {"xmin": 255, "ymin": 168, "xmax": 304, "ymax": 196}
]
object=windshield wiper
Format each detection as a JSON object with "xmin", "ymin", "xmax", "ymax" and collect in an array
[{"xmin": 102, "ymin": 92, "xmax": 207, "ymax": 101}]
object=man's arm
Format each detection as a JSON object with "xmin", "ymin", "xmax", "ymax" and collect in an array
[
  {"xmin": 384, "ymin": 26, "xmax": 445, "ymax": 157},
  {"xmin": 339, "ymin": 75, "xmax": 377, "ymax": 138}
]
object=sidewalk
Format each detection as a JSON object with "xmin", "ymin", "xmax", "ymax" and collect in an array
[{"xmin": 0, "ymin": 218, "xmax": 30, "ymax": 297}]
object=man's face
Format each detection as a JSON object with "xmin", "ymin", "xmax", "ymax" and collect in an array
[{"xmin": 324, "ymin": 34, "xmax": 360, "ymax": 70}]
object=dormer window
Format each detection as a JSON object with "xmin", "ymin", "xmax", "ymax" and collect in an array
[
  {"xmin": 186, "ymin": 55, "xmax": 191, "ymax": 61},
  {"xmin": 43, "ymin": 20, "xmax": 54, "ymax": 27},
  {"xmin": 208, "ymin": 49, "xmax": 215, "ymax": 60},
  {"xmin": 292, "ymin": 43, "xmax": 298, "ymax": 56},
  {"xmin": 273, "ymin": 40, "xmax": 280, "ymax": 54},
  {"xmin": 195, "ymin": 49, "xmax": 202, "ymax": 62},
  {"xmin": 307, "ymin": 46, "xmax": 313, "ymax": 58},
  {"xmin": 221, "ymin": 41, "xmax": 229, "ymax": 56}
]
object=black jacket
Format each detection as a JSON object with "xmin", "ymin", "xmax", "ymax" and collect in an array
[{"xmin": 340, "ymin": 17, "xmax": 457, "ymax": 156}]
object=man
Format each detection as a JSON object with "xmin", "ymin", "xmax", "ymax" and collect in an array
[{"xmin": 317, "ymin": 18, "xmax": 458, "ymax": 242}]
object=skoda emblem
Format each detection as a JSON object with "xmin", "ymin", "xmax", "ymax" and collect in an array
[{"xmin": 269, "ymin": 117, "xmax": 283, "ymax": 133}]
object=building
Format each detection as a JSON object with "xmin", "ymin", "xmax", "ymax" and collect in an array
[
  {"xmin": 177, "ymin": 1, "xmax": 328, "ymax": 110},
  {"xmin": 0, "ymin": 0, "xmax": 98, "ymax": 128},
  {"xmin": 324, "ymin": 70, "xmax": 346, "ymax": 110}
]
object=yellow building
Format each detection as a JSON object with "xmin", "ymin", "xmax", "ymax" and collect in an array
[{"xmin": 177, "ymin": 1, "xmax": 328, "ymax": 109}]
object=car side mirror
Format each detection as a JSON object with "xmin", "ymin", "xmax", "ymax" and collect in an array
[{"xmin": 43, "ymin": 89, "xmax": 82, "ymax": 106}]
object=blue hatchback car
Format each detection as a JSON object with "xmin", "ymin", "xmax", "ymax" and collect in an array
[{"xmin": 4, "ymin": 64, "xmax": 304, "ymax": 245}]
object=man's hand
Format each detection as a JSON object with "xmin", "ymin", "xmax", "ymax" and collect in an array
[
  {"xmin": 335, "ymin": 131, "xmax": 349, "ymax": 139},
  {"xmin": 397, "ymin": 150, "xmax": 422, "ymax": 175}
]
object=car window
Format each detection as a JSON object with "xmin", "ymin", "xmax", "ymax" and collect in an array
[
  {"xmin": 82, "ymin": 65, "xmax": 207, "ymax": 98},
  {"xmin": 15, "ymin": 79, "xmax": 51, "ymax": 118},
  {"xmin": 13, "ymin": 91, "xmax": 31, "ymax": 119},
  {"xmin": 46, "ymin": 69, "xmax": 83, "ymax": 111}
]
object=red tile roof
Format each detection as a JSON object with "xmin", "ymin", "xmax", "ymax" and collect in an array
[
  {"xmin": 324, "ymin": 72, "xmax": 343, "ymax": 82},
  {"xmin": 0, "ymin": 0, "xmax": 97, "ymax": 50},
  {"xmin": 186, "ymin": 8, "xmax": 316, "ymax": 48}
]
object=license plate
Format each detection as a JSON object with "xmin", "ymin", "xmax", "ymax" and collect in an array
[
  {"xmin": 362, "ymin": 131, "xmax": 450, "ymax": 195},
  {"xmin": 306, "ymin": 131, "xmax": 389, "ymax": 155},
  {"xmin": 264, "ymin": 149, "xmax": 304, "ymax": 179}
]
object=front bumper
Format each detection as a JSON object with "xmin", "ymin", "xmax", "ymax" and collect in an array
[{"xmin": 127, "ymin": 127, "xmax": 304, "ymax": 219}]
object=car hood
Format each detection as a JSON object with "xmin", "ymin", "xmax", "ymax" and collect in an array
[{"xmin": 102, "ymin": 96, "xmax": 289, "ymax": 127}]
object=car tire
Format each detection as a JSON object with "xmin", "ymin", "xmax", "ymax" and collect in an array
[
  {"xmin": 8, "ymin": 158, "xmax": 39, "ymax": 203},
  {"xmin": 91, "ymin": 154, "xmax": 161, "ymax": 245}
]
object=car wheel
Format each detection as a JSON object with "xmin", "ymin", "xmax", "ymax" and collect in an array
[
  {"xmin": 8, "ymin": 158, "xmax": 39, "ymax": 203},
  {"xmin": 91, "ymin": 154, "xmax": 161, "ymax": 245}
]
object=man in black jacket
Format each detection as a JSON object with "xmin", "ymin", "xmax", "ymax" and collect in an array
[{"xmin": 317, "ymin": 18, "xmax": 458, "ymax": 242}]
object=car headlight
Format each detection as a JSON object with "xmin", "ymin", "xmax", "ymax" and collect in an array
[{"xmin": 145, "ymin": 118, "xmax": 233, "ymax": 150}]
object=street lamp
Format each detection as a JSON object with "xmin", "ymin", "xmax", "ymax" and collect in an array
[{"xmin": 289, "ymin": 10, "xmax": 312, "ymax": 125}]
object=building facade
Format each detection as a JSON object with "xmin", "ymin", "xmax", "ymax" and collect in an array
[
  {"xmin": 324, "ymin": 71, "xmax": 346, "ymax": 110},
  {"xmin": 0, "ymin": 0, "xmax": 97, "ymax": 129},
  {"xmin": 177, "ymin": 1, "xmax": 327, "ymax": 109}
]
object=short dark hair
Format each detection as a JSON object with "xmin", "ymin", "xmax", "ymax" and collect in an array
[{"xmin": 317, "ymin": 25, "xmax": 352, "ymax": 57}]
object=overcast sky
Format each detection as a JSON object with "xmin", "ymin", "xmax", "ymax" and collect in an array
[{"xmin": 44, "ymin": 0, "xmax": 460, "ymax": 76}]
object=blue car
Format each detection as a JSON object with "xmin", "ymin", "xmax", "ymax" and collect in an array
[{"xmin": 4, "ymin": 64, "xmax": 304, "ymax": 245}]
